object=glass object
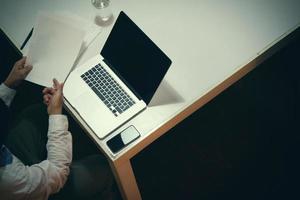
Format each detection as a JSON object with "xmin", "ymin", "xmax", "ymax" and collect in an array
[{"xmin": 91, "ymin": 0, "xmax": 112, "ymax": 22}]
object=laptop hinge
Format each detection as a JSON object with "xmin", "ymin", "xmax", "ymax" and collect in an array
[{"xmin": 102, "ymin": 58, "xmax": 142, "ymax": 100}]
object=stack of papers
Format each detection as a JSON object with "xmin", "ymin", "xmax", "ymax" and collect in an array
[{"xmin": 24, "ymin": 12, "xmax": 101, "ymax": 87}]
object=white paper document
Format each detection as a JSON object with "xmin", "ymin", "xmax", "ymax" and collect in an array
[
  {"xmin": 53, "ymin": 12, "xmax": 102, "ymax": 56},
  {"xmin": 25, "ymin": 13, "xmax": 86, "ymax": 87}
]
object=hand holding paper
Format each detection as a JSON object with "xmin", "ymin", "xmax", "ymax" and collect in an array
[{"xmin": 4, "ymin": 57, "xmax": 32, "ymax": 89}]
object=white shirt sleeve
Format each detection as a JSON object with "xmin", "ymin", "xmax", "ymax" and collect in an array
[
  {"xmin": 0, "ymin": 115, "xmax": 72, "ymax": 200},
  {"xmin": 0, "ymin": 83, "xmax": 16, "ymax": 106}
]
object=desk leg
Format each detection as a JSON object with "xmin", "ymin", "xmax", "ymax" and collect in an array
[{"xmin": 109, "ymin": 159, "xmax": 142, "ymax": 200}]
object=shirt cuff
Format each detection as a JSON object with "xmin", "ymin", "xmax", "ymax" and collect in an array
[
  {"xmin": 0, "ymin": 83, "xmax": 16, "ymax": 106},
  {"xmin": 48, "ymin": 115, "xmax": 68, "ymax": 132}
]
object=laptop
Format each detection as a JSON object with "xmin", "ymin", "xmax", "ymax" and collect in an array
[{"xmin": 64, "ymin": 11, "xmax": 172, "ymax": 139}]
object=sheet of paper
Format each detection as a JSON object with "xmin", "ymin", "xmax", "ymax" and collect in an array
[
  {"xmin": 54, "ymin": 12, "xmax": 102, "ymax": 56},
  {"xmin": 22, "ymin": 12, "xmax": 102, "ymax": 64},
  {"xmin": 25, "ymin": 12, "xmax": 86, "ymax": 87}
]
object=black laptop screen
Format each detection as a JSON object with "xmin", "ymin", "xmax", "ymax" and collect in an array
[{"xmin": 101, "ymin": 11, "xmax": 172, "ymax": 105}]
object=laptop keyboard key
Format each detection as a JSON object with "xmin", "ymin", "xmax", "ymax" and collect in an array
[{"xmin": 91, "ymin": 87, "xmax": 105, "ymax": 102}]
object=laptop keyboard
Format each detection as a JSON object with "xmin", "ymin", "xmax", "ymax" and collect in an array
[{"xmin": 81, "ymin": 64, "xmax": 135, "ymax": 116}]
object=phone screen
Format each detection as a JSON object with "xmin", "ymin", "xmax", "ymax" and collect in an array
[{"xmin": 107, "ymin": 126, "xmax": 140, "ymax": 153}]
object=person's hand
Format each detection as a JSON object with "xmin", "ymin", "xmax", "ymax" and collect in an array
[
  {"xmin": 4, "ymin": 57, "xmax": 32, "ymax": 89},
  {"xmin": 42, "ymin": 79, "xmax": 64, "ymax": 115}
]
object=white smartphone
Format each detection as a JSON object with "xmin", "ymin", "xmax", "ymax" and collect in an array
[{"xmin": 106, "ymin": 125, "xmax": 140, "ymax": 153}]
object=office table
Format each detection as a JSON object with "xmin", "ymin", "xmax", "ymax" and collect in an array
[{"xmin": 1, "ymin": 0, "xmax": 300, "ymax": 199}]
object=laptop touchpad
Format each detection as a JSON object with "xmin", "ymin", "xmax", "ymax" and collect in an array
[{"xmin": 73, "ymin": 91, "xmax": 114, "ymax": 121}]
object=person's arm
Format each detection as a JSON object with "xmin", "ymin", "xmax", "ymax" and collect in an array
[
  {"xmin": 0, "ymin": 79, "xmax": 72, "ymax": 200},
  {"xmin": 26, "ymin": 114, "xmax": 72, "ymax": 199},
  {"xmin": 28, "ymin": 79, "xmax": 72, "ymax": 198},
  {"xmin": 0, "ymin": 114, "xmax": 72, "ymax": 200}
]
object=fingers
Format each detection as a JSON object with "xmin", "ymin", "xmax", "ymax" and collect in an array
[
  {"xmin": 24, "ymin": 65, "xmax": 33, "ymax": 72},
  {"xmin": 16, "ymin": 56, "xmax": 31, "ymax": 70},
  {"xmin": 52, "ymin": 78, "xmax": 64, "ymax": 92},
  {"xmin": 53, "ymin": 78, "xmax": 61, "ymax": 90},
  {"xmin": 59, "ymin": 82, "xmax": 64, "ymax": 91},
  {"xmin": 42, "ymin": 87, "xmax": 49, "ymax": 94},
  {"xmin": 43, "ymin": 78, "xmax": 63, "ymax": 96},
  {"xmin": 43, "ymin": 79, "xmax": 63, "ymax": 108},
  {"xmin": 15, "ymin": 56, "xmax": 32, "ymax": 78},
  {"xmin": 43, "ymin": 94, "xmax": 52, "ymax": 105},
  {"xmin": 21, "ymin": 65, "xmax": 33, "ymax": 76},
  {"xmin": 15, "ymin": 57, "xmax": 26, "ymax": 66},
  {"xmin": 43, "ymin": 87, "xmax": 56, "ymax": 95},
  {"xmin": 53, "ymin": 78, "xmax": 59, "ymax": 87},
  {"xmin": 45, "ymin": 79, "xmax": 64, "ymax": 115}
]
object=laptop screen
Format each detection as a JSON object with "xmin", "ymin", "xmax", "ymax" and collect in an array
[{"xmin": 101, "ymin": 11, "xmax": 172, "ymax": 105}]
